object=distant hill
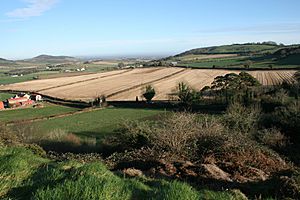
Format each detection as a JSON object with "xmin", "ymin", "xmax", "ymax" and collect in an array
[
  {"xmin": 24, "ymin": 54, "xmax": 79, "ymax": 63},
  {"xmin": 0, "ymin": 58, "xmax": 15, "ymax": 65},
  {"xmin": 153, "ymin": 43, "xmax": 300, "ymax": 69},
  {"xmin": 269, "ymin": 46, "xmax": 300, "ymax": 66},
  {"xmin": 273, "ymin": 46, "xmax": 300, "ymax": 57},
  {"xmin": 175, "ymin": 43, "xmax": 282, "ymax": 57}
]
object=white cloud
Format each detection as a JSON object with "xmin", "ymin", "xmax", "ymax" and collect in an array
[{"xmin": 6, "ymin": 0, "xmax": 58, "ymax": 19}]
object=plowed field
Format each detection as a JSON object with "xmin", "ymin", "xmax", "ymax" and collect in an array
[{"xmin": 0, "ymin": 67, "xmax": 296, "ymax": 101}]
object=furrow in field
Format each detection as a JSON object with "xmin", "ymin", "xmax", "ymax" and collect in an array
[
  {"xmin": 1, "ymin": 67, "xmax": 296, "ymax": 102},
  {"xmin": 109, "ymin": 69, "xmax": 192, "ymax": 101},
  {"xmin": 41, "ymin": 67, "xmax": 183, "ymax": 101},
  {"xmin": 106, "ymin": 68, "xmax": 187, "ymax": 99},
  {"xmin": 1, "ymin": 69, "xmax": 132, "ymax": 92},
  {"xmin": 37, "ymin": 69, "xmax": 133, "ymax": 92},
  {"xmin": 110, "ymin": 69, "xmax": 240, "ymax": 101}
]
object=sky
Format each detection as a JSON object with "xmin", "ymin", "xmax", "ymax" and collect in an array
[{"xmin": 0, "ymin": 0, "xmax": 300, "ymax": 59}]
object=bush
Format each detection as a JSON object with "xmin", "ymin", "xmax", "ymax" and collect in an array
[
  {"xmin": 256, "ymin": 128, "xmax": 287, "ymax": 149},
  {"xmin": 150, "ymin": 112, "xmax": 200, "ymax": 156},
  {"xmin": 114, "ymin": 120, "xmax": 153, "ymax": 150},
  {"xmin": 223, "ymin": 102, "xmax": 261, "ymax": 133},
  {"xmin": 172, "ymin": 82, "xmax": 200, "ymax": 105},
  {"xmin": 261, "ymin": 101, "xmax": 300, "ymax": 141},
  {"xmin": 142, "ymin": 85, "xmax": 156, "ymax": 102}
]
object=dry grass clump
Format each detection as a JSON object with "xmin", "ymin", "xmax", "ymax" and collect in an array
[
  {"xmin": 0, "ymin": 123, "xmax": 20, "ymax": 146},
  {"xmin": 257, "ymin": 128, "xmax": 288, "ymax": 148}
]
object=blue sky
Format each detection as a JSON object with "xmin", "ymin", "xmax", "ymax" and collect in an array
[{"xmin": 1, "ymin": 0, "xmax": 300, "ymax": 59}]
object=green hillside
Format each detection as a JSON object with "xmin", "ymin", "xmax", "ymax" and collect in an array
[
  {"xmin": 176, "ymin": 43, "xmax": 280, "ymax": 56},
  {"xmin": 158, "ymin": 43, "xmax": 300, "ymax": 69}
]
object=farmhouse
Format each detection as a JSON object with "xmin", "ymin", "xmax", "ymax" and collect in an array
[
  {"xmin": 7, "ymin": 97, "xmax": 34, "ymax": 108},
  {"xmin": 0, "ymin": 93, "xmax": 42, "ymax": 109}
]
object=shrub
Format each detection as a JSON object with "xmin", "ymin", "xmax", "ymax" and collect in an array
[
  {"xmin": 223, "ymin": 102, "xmax": 261, "ymax": 133},
  {"xmin": 11, "ymin": 122, "xmax": 42, "ymax": 143},
  {"xmin": 172, "ymin": 82, "xmax": 200, "ymax": 105},
  {"xmin": 261, "ymin": 101, "xmax": 300, "ymax": 141},
  {"xmin": 256, "ymin": 128, "xmax": 287, "ymax": 149},
  {"xmin": 150, "ymin": 112, "xmax": 200, "ymax": 156},
  {"xmin": 142, "ymin": 85, "xmax": 156, "ymax": 103},
  {"xmin": 115, "ymin": 120, "xmax": 154, "ymax": 150}
]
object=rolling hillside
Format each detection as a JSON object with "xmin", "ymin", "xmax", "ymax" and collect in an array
[
  {"xmin": 0, "ymin": 58, "xmax": 15, "ymax": 65},
  {"xmin": 160, "ymin": 43, "xmax": 300, "ymax": 69},
  {"xmin": 23, "ymin": 54, "xmax": 79, "ymax": 64},
  {"xmin": 175, "ymin": 43, "xmax": 281, "ymax": 56}
]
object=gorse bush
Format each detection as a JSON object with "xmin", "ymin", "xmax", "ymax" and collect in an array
[
  {"xmin": 115, "ymin": 112, "xmax": 201, "ymax": 159},
  {"xmin": 223, "ymin": 102, "xmax": 261, "ymax": 133},
  {"xmin": 150, "ymin": 112, "xmax": 199, "ymax": 156},
  {"xmin": 112, "ymin": 111, "xmax": 289, "ymax": 182},
  {"xmin": 261, "ymin": 101, "xmax": 300, "ymax": 141},
  {"xmin": 115, "ymin": 120, "xmax": 153, "ymax": 150}
]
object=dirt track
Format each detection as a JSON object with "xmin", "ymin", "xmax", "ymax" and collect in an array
[{"xmin": 0, "ymin": 67, "xmax": 296, "ymax": 101}]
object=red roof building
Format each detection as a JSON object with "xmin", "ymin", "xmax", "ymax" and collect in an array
[
  {"xmin": 7, "ymin": 97, "xmax": 34, "ymax": 108},
  {"xmin": 8, "ymin": 97, "xmax": 29, "ymax": 104},
  {"xmin": 0, "ymin": 102, "xmax": 4, "ymax": 110}
]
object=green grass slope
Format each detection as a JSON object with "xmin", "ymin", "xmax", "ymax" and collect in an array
[
  {"xmin": 162, "ymin": 43, "xmax": 300, "ymax": 69},
  {"xmin": 0, "ymin": 103, "xmax": 80, "ymax": 123},
  {"xmin": 32, "ymin": 108, "xmax": 164, "ymax": 137},
  {"xmin": 0, "ymin": 145, "xmax": 245, "ymax": 200},
  {"xmin": 0, "ymin": 92, "xmax": 13, "ymax": 101},
  {"xmin": 176, "ymin": 43, "xmax": 280, "ymax": 56}
]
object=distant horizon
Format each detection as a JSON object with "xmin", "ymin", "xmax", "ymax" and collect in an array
[{"xmin": 1, "ymin": 41, "xmax": 299, "ymax": 61}]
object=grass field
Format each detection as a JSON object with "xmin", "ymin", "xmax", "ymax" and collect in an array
[
  {"xmin": 179, "ymin": 55, "xmax": 300, "ymax": 69},
  {"xmin": 0, "ymin": 146, "xmax": 243, "ymax": 199},
  {"xmin": 0, "ymin": 92, "xmax": 13, "ymax": 101},
  {"xmin": 0, "ymin": 103, "xmax": 80, "ymax": 123},
  {"xmin": 0, "ymin": 71, "xmax": 60, "ymax": 85},
  {"xmin": 31, "ymin": 108, "xmax": 164, "ymax": 138}
]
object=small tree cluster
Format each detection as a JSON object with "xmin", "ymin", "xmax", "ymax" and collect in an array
[
  {"xmin": 173, "ymin": 82, "xmax": 200, "ymax": 106},
  {"xmin": 142, "ymin": 85, "xmax": 156, "ymax": 103}
]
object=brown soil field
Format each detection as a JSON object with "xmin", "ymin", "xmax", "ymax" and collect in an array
[{"xmin": 0, "ymin": 67, "xmax": 296, "ymax": 101}]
